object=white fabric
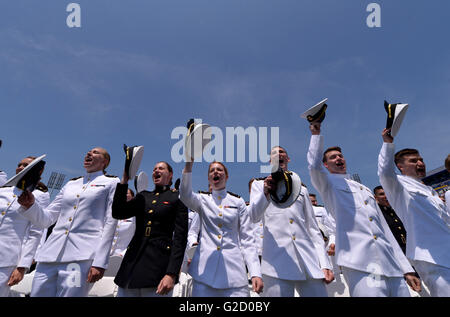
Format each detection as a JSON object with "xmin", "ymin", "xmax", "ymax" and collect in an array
[
  {"xmin": 179, "ymin": 172, "xmax": 261, "ymax": 289},
  {"xmin": 307, "ymin": 135, "xmax": 414, "ymax": 277},
  {"xmin": 341, "ymin": 266, "xmax": 410, "ymax": 297},
  {"xmin": 0, "ymin": 266, "xmax": 16, "ymax": 297},
  {"xmin": 445, "ymin": 190, "xmax": 450, "ymax": 214},
  {"xmin": 110, "ymin": 218, "xmax": 135, "ymax": 257},
  {"xmin": 191, "ymin": 280, "xmax": 249, "ymax": 297},
  {"xmin": 411, "ymin": 260, "xmax": 450, "ymax": 297},
  {"xmin": 312, "ymin": 205, "xmax": 336, "ymax": 246},
  {"xmin": 378, "ymin": 142, "xmax": 450, "ymax": 268},
  {"xmin": 31, "ymin": 260, "xmax": 94, "ymax": 297},
  {"xmin": 0, "ymin": 187, "xmax": 49, "ymax": 269},
  {"xmin": 19, "ymin": 171, "xmax": 119, "ymax": 269},
  {"xmin": 262, "ymin": 274, "xmax": 327, "ymax": 297},
  {"xmin": 248, "ymin": 180, "xmax": 332, "ymax": 280}
]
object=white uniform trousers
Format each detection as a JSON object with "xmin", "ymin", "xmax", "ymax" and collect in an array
[
  {"xmin": 262, "ymin": 274, "xmax": 328, "ymax": 297},
  {"xmin": 411, "ymin": 260, "xmax": 450, "ymax": 297},
  {"xmin": 30, "ymin": 260, "xmax": 94, "ymax": 297},
  {"xmin": 0, "ymin": 266, "xmax": 16, "ymax": 297},
  {"xmin": 341, "ymin": 266, "xmax": 410, "ymax": 297},
  {"xmin": 117, "ymin": 286, "xmax": 173, "ymax": 297},
  {"xmin": 192, "ymin": 280, "xmax": 249, "ymax": 297}
]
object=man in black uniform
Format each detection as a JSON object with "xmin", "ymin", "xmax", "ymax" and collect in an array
[
  {"xmin": 112, "ymin": 161, "xmax": 188, "ymax": 297},
  {"xmin": 373, "ymin": 185, "xmax": 407, "ymax": 254}
]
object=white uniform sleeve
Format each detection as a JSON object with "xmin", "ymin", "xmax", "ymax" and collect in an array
[
  {"xmin": 238, "ymin": 199, "xmax": 262, "ymax": 278},
  {"xmin": 92, "ymin": 179, "xmax": 119, "ymax": 269},
  {"xmin": 187, "ymin": 212, "xmax": 200, "ymax": 247},
  {"xmin": 18, "ymin": 186, "xmax": 64, "ymax": 229},
  {"xmin": 179, "ymin": 172, "xmax": 203, "ymax": 214},
  {"xmin": 377, "ymin": 142, "xmax": 408, "ymax": 222},
  {"xmin": 0, "ymin": 171, "xmax": 7, "ymax": 186},
  {"xmin": 18, "ymin": 191, "xmax": 51, "ymax": 268},
  {"xmin": 303, "ymin": 188, "xmax": 332, "ymax": 270},
  {"xmin": 248, "ymin": 180, "xmax": 270, "ymax": 223},
  {"xmin": 307, "ymin": 135, "xmax": 333, "ymax": 218}
]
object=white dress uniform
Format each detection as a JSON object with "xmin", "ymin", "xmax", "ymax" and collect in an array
[
  {"xmin": 445, "ymin": 190, "xmax": 450, "ymax": 215},
  {"xmin": 312, "ymin": 205, "xmax": 336, "ymax": 246},
  {"xmin": 19, "ymin": 171, "xmax": 119, "ymax": 297},
  {"xmin": 110, "ymin": 218, "xmax": 136, "ymax": 257},
  {"xmin": 308, "ymin": 135, "xmax": 414, "ymax": 297},
  {"xmin": 0, "ymin": 186, "xmax": 50, "ymax": 296},
  {"xmin": 250, "ymin": 220, "xmax": 264, "ymax": 259},
  {"xmin": 248, "ymin": 179, "xmax": 332, "ymax": 297},
  {"xmin": 378, "ymin": 142, "xmax": 450, "ymax": 296},
  {"xmin": 0, "ymin": 171, "xmax": 7, "ymax": 187},
  {"xmin": 179, "ymin": 172, "xmax": 261, "ymax": 297}
]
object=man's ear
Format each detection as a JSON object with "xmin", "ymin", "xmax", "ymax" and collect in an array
[{"xmin": 396, "ymin": 162, "xmax": 404, "ymax": 173}]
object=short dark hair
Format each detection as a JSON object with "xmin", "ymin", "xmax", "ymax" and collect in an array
[
  {"xmin": 322, "ymin": 146, "xmax": 342, "ymax": 163},
  {"xmin": 373, "ymin": 185, "xmax": 383, "ymax": 194},
  {"xmin": 127, "ymin": 188, "xmax": 135, "ymax": 197},
  {"xmin": 394, "ymin": 148, "xmax": 420, "ymax": 167},
  {"xmin": 309, "ymin": 193, "xmax": 316, "ymax": 197},
  {"xmin": 445, "ymin": 154, "xmax": 450, "ymax": 171}
]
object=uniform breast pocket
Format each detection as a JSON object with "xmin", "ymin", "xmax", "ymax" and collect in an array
[{"xmin": 335, "ymin": 187, "xmax": 360, "ymax": 209}]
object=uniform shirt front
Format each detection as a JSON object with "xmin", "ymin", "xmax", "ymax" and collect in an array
[
  {"xmin": 308, "ymin": 135, "xmax": 413, "ymax": 277},
  {"xmin": 179, "ymin": 172, "xmax": 261, "ymax": 289},
  {"xmin": 20, "ymin": 171, "xmax": 119, "ymax": 268},
  {"xmin": 312, "ymin": 205, "xmax": 336, "ymax": 246},
  {"xmin": 110, "ymin": 218, "xmax": 136, "ymax": 257},
  {"xmin": 248, "ymin": 180, "xmax": 332, "ymax": 281},
  {"xmin": 378, "ymin": 142, "xmax": 450, "ymax": 268},
  {"xmin": 0, "ymin": 186, "xmax": 50, "ymax": 268}
]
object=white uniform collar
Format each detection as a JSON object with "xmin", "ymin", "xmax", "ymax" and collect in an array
[
  {"xmin": 212, "ymin": 188, "xmax": 227, "ymax": 198},
  {"xmin": 85, "ymin": 170, "xmax": 103, "ymax": 181}
]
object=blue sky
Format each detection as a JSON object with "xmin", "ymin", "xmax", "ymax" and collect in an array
[{"xmin": 1, "ymin": 1, "xmax": 449, "ymax": 202}]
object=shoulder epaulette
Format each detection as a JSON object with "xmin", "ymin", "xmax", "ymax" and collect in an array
[
  {"xmin": 255, "ymin": 177, "xmax": 266, "ymax": 181},
  {"xmin": 227, "ymin": 191, "xmax": 241, "ymax": 198},
  {"xmin": 198, "ymin": 190, "xmax": 211, "ymax": 195},
  {"xmin": 104, "ymin": 174, "xmax": 118, "ymax": 178},
  {"xmin": 36, "ymin": 182, "xmax": 48, "ymax": 193},
  {"xmin": 70, "ymin": 176, "xmax": 83, "ymax": 181}
]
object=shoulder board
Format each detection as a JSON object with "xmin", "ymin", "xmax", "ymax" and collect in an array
[
  {"xmin": 255, "ymin": 177, "xmax": 266, "ymax": 181},
  {"xmin": 198, "ymin": 190, "xmax": 210, "ymax": 195},
  {"xmin": 227, "ymin": 191, "xmax": 241, "ymax": 198},
  {"xmin": 301, "ymin": 182, "xmax": 307, "ymax": 188},
  {"xmin": 70, "ymin": 176, "xmax": 83, "ymax": 181},
  {"xmin": 171, "ymin": 188, "xmax": 178, "ymax": 193},
  {"xmin": 104, "ymin": 174, "xmax": 118, "ymax": 178},
  {"xmin": 36, "ymin": 182, "xmax": 49, "ymax": 193}
]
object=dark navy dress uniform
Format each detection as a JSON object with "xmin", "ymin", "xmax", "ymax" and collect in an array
[
  {"xmin": 378, "ymin": 204, "xmax": 407, "ymax": 254},
  {"xmin": 112, "ymin": 183, "xmax": 188, "ymax": 289}
]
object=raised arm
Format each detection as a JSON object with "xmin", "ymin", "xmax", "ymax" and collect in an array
[{"xmin": 179, "ymin": 162, "xmax": 203, "ymax": 213}]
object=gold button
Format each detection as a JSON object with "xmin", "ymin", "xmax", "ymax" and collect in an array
[
  {"xmin": 156, "ymin": 193, "xmax": 160, "ymax": 196},
  {"xmin": 166, "ymin": 246, "xmax": 170, "ymax": 250},
  {"xmin": 394, "ymin": 219, "xmax": 398, "ymax": 222},
  {"xmin": 147, "ymin": 221, "xmax": 152, "ymax": 225},
  {"xmin": 217, "ymin": 246, "xmax": 221, "ymax": 251},
  {"xmin": 390, "ymin": 213, "xmax": 394, "ymax": 217},
  {"xmin": 218, "ymin": 234, "xmax": 222, "ymax": 239},
  {"xmin": 152, "ymin": 200, "xmax": 156, "ymax": 204},
  {"xmin": 219, "ymin": 205, "xmax": 222, "ymax": 209},
  {"xmin": 77, "ymin": 194, "xmax": 80, "ymax": 198},
  {"xmin": 7, "ymin": 203, "xmax": 10, "ymax": 206},
  {"xmin": 69, "ymin": 217, "xmax": 72, "ymax": 222},
  {"xmin": 364, "ymin": 201, "xmax": 368, "ymax": 205},
  {"xmin": 1, "ymin": 212, "xmax": 5, "ymax": 216},
  {"xmin": 259, "ymin": 223, "xmax": 263, "ymax": 226},
  {"xmin": 13, "ymin": 195, "xmax": 16, "ymax": 198},
  {"xmin": 74, "ymin": 206, "xmax": 77, "ymax": 209},
  {"xmin": 219, "ymin": 213, "xmax": 223, "ymax": 217},
  {"xmin": 292, "ymin": 236, "xmax": 296, "ymax": 240},
  {"xmin": 148, "ymin": 209, "xmax": 154, "ymax": 214},
  {"xmin": 218, "ymin": 223, "xmax": 223, "ymax": 228},
  {"xmin": 289, "ymin": 219, "xmax": 294, "ymax": 224},
  {"xmin": 360, "ymin": 186, "xmax": 363, "ymax": 190},
  {"xmin": 260, "ymin": 235, "xmax": 264, "ymax": 238},
  {"xmin": 398, "ymin": 226, "xmax": 402, "ymax": 230},
  {"xmin": 369, "ymin": 217, "xmax": 373, "ymax": 221},
  {"xmin": 83, "ymin": 186, "xmax": 86, "ymax": 189},
  {"xmin": 65, "ymin": 230, "xmax": 69, "ymax": 235},
  {"xmin": 373, "ymin": 235, "xmax": 377, "ymax": 240}
]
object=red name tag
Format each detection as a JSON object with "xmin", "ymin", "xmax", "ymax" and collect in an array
[{"xmin": 163, "ymin": 201, "xmax": 170, "ymax": 205}]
